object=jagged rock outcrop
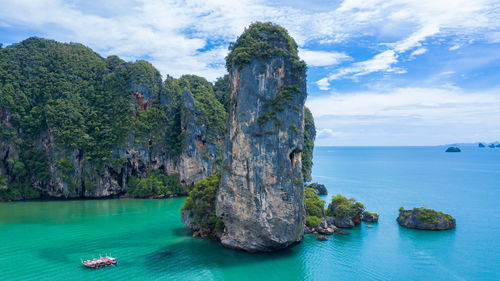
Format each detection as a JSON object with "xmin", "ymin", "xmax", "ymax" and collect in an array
[
  {"xmin": 307, "ymin": 183, "xmax": 328, "ymax": 195},
  {"xmin": 166, "ymin": 89, "xmax": 221, "ymax": 187},
  {"xmin": 216, "ymin": 22, "xmax": 307, "ymax": 252},
  {"xmin": 362, "ymin": 211, "xmax": 379, "ymax": 222},
  {"xmin": 304, "ymin": 219, "xmax": 342, "ymax": 235},
  {"xmin": 397, "ymin": 207, "xmax": 456, "ymax": 230}
]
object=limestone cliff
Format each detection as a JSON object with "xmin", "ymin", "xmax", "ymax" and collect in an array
[
  {"xmin": 215, "ymin": 22, "xmax": 307, "ymax": 252},
  {"xmin": 1, "ymin": 34, "xmax": 314, "ymax": 202},
  {"xmin": 0, "ymin": 38, "xmax": 224, "ymax": 200}
]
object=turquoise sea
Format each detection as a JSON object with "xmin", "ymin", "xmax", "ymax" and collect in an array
[{"xmin": 1, "ymin": 146, "xmax": 499, "ymax": 280}]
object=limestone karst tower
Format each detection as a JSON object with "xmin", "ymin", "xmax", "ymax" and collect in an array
[{"xmin": 216, "ymin": 22, "xmax": 307, "ymax": 252}]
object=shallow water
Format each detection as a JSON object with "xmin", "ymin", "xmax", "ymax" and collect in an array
[{"xmin": 0, "ymin": 146, "xmax": 499, "ymax": 280}]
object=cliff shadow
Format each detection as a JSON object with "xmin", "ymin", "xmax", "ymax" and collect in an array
[{"xmin": 141, "ymin": 236, "xmax": 302, "ymax": 274}]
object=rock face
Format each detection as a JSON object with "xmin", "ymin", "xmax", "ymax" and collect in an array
[
  {"xmin": 169, "ymin": 89, "xmax": 221, "ymax": 187},
  {"xmin": 478, "ymin": 143, "xmax": 485, "ymax": 148},
  {"xmin": 445, "ymin": 147, "xmax": 461, "ymax": 152},
  {"xmin": 397, "ymin": 207, "xmax": 456, "ymax": 230},
  {"xmin": 305, "ymin": 219, "xmax": 341, "ymax": 235},
  {"xmin": 307, "ymin": 183, "xmax": 328, "ymax": 195},
  {"xmin": 215, "ymin": 23, "xmax": 307, "ymax": 252},
  {"xmin": 362, "ymin": 211, "xmax": 379, "ymax": 222}
]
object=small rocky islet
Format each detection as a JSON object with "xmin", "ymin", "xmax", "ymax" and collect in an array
[{"xmin": 397, "ymin": 207, "xmax": 456, "ymax": 230}]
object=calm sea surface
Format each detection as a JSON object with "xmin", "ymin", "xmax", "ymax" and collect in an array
[{"xmin": 1, "ymin": 146, "xmax": 499, "ymax": 280}]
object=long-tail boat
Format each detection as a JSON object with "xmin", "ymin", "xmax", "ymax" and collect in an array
[{"xmin": 81, "ymin": 254, "xmax": 117, "ymax": 268}]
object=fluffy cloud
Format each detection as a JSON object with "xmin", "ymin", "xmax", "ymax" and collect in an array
[
  {"xmin": 2, "ymin": 0, "xmax": 498, "ymax": 82},
  {"xmin": 409, "ymin": 47, "xmax": 428, "ymax": 58},
  {"xmin": 313, "ymin": 0, "xmax": 500, "ymax": 89},
  {"xmin": 325, "ymin": 50, "xmax": 399, "ymax": 81},
  {"xmin": 298, "ymin": 49, "xmax": 351, "ymax": 67}
]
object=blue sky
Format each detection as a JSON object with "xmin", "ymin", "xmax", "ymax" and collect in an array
[{"xmin": 1, "ymin": 0, "xmax": 499, "ymax": 145}]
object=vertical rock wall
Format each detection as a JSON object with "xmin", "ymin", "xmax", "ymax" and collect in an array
[{"xmin": 216, "ymin": 43, "xmax": 307, "ymax": 251}]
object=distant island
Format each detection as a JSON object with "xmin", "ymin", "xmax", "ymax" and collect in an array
[{"xmin": 445, "ymin": 147, "xmax": 461, "ymax": 152}]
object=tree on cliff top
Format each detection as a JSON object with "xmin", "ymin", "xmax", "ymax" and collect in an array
[{"xmin": 226, "ymin": 22, "xmax": 305, "ymax": 72}]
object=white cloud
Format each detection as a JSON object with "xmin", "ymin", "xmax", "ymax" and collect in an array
[
  {"xmin": 315, "ymin": 0, "xmax": 500, "ymax": 85},
  {"xmin": 485, "ymin": 32, "xmax": 500, "ymax": 43},
  {"xmin": 439, "ymin": 71, "xmax": 455, "ymax": 76},
  {"xmin": 319, "ymin": 50, "xmax": 399, "ymax": 87},
  {"xmin": 409, "ymin": 47, "xmax": 428, "ymax": 58},
  {"xmin": 317, "ymin": 128, "xmax": 337, "ymax": 139},
  {"xmin": 316, "ymin": 78, "xmax": 331, "ymax": 91},
  {"xmin": 1, "ymin": 0, "xmax": 499, "ymax": 81},
  {"xmin": 306, "ymin": 86, "xmax": 500, "ymax": 145},
  {"xmin": 298, "ymin": 49, "xmax": 350, "ymax": 67}
]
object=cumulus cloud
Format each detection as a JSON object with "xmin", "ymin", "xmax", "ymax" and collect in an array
[
  {"xmin": 316, "ymin": 78, "xmax": 331, "ymax": 91},
  {"xmin": 2, "ymin": 0, "xmax": 498, "ymax": 82}
]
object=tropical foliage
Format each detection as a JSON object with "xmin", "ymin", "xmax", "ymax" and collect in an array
[
  {"xmin": 302, "ymin": 107, "xmax": 316, "ymax": 182},
  {"xmin": 226, "ymin": 22, "xmax": 305, "ymax": 73},
  {"xmin": 305, "ymin": 187, "xmax": 325, "ymax": 227},
  {"xmin": 181, "ymin": 172, "xmax": 223, "ymax": 231},
  {"xmin": 127, "ymin": 171, "xmax": 185, "ymax": 198},
  {"xmin": 327, "ymin": 194, "xmax": 365, "ymax": 218}
]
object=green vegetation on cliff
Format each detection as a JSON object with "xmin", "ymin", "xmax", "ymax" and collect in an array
[
  {"xmin": 258, "ymin": 85, "xmax": 299, "ymax": 126},
  {"xmin": 302, "ymin": 107, "xmax": 316, "ymax": 182},
  {"xmin": 213, "ymin": 75, "xmax": 230, "ymax": 111},
  {"xmin": 181, "ymin": 172, "xmax": 223, "ymax": 231},
  {"xmin": 0, "ymin": 37, "xmax": 227, "ymax": 199},
  {"xmin": 226, "ymin": 22, "xmax": 305, "ymax": 72},
  {"xmin": 127, "ymin": 171, "xmax": 185, "ymax": 198},
  {"xmin": 305, "ymin": 187, "xmax": 325, "ymax": 227},
  {"xmin": 178, "ymin": 75, "xmax": 227, "ymax": 143},
  {"xmin": 0, "ymin": 38, "xmax": 136, "ymax": 198}
]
